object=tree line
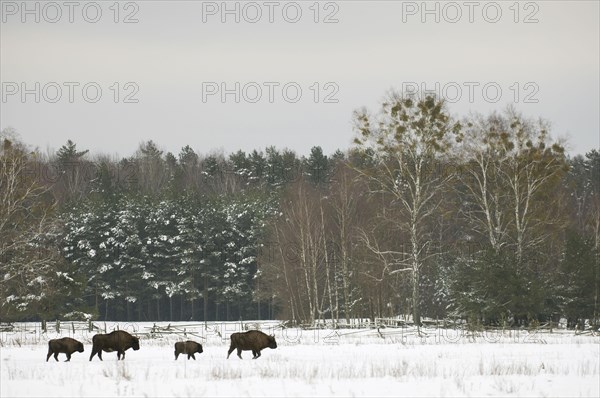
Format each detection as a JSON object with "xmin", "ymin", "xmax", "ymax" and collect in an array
[{"xmin": 1, "ymin": 93, "xmax": 598, "ymax": 328}]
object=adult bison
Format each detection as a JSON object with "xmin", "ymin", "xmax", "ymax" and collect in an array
[
  {"xmin": 89, "ymin": 330, "xmax": 140, "ymax": 361},
  {"xmin": 174, "ymin": 340, "xmax": 203, "ymax": 360},
  {"xmin": 46, "ymin": 337, "xmax": 84, "ymax": 362},
  {"xmin": 227, "ymin": 330, "xmax": 277, "ymax": 359}
]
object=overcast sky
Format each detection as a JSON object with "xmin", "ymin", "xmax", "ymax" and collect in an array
[{"xmin": 1, "ymin": 0, "xmax": 598, "ymax": 157}]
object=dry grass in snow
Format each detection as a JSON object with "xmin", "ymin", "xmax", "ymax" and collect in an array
[{"xmin": 1, "ymin": 322, "xmax": 598, "ymax": 397}]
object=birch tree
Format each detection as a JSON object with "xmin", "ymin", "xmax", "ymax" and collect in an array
[
  {"xmin": 352, "ymin": 93, "xmax": 461, "ymax": 325},
  {"xmin": 459, "ymin": 109, "xmax": 567, "ymax": 264},
  {"xmin": 329, "ymin": 164, "xmax": 363, "ymax": 322},
  {"xmin": 0, "ymin": 129, "xmax": 77, "ymax": 319}
]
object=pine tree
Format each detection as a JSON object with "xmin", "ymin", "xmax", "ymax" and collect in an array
[
  {"xmin": 304, "ymin": 146, "xmax": 330, "ymax": 185},
  {"xmin": 557, "ymin": 231, "xmax": 599, "ymax": 328},
  {"xmin": 56, "ymin": 139, "xmax": 89, "ymax": 167}
]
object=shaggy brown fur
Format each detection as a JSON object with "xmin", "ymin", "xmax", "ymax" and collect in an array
[
  {"xmin": 227, "ymin": 330, "xmax": 277, "ymax": 359},
  {"xmin": 174, "ymin": 340, "xmax": 203, "ymax": 360},
  {"xmin": 46, "ymin": 337, "xmax": 84, "ymax": 362},
  {"xmin": 89, "ymin": 330, "xmax": 140, "ymax": 361}
]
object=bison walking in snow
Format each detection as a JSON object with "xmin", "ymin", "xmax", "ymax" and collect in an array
[
  {"xmin": 46, "ymin": 337, "xmax": 84, "ymax": 362},
  {"xmin": 227, "ymin": 330, "xmax": 277, "ymax": 359},
  {"xmin": 174, "ymin": 340, "xmax": 203, "ymax": 360},
  {"xmin": 89, "ymin": 330, "xmax": 140, "ymax": 361}
]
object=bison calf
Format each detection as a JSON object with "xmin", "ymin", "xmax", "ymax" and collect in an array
[
  {"xmin": 89, "ymin": 330, "xmax": 140, "ymax": 361},
  {"xmin": 46, "ymin": 337, "xmax": 84, "ymax": 362},
  {"xmin": 227, "ymin": 330, "xmax": 277, "ymax": 359},
  {"xmin": 174, "ymin": 340, "xmax": 203, "ymax": 360}
]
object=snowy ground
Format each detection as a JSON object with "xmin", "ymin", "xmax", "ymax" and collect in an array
[{"xmin": 1, "ymin": 322, "xmax": 598, "ymax": 397}]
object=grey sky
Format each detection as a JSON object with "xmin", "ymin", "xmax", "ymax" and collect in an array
[{"xmin": 1, "ymin": 0, "xmax": 598, "ymax": 157}]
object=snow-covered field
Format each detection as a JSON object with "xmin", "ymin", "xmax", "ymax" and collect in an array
[{"xmin": 1, "ymin": 322, "xmax": 598, "ymax": 397}]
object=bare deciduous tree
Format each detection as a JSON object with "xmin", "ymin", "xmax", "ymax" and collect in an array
[
  {"xmin": 352, "ymin": 93, "xmax": 461, "ymax": 326},
  {"xmin": 459, "ymin": 109, "xmax": 567, "ymax": 265},
  {"xmin": 0, "ymin": 129, "xmax": 68, "ymax": 319}
]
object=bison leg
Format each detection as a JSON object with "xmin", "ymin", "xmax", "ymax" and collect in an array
[
  {"xmin": 175, "ymin": 351, "xmax": 179, "ymax": 360},
  {"xmin": 237, "ymin": 348, "xmax": 243, "ymax": 359},
  {"xmin": 90, "ymin": 348, "xmax": 103, "ymax": 361},
  {"xmin": 46, "ymin": 349, "xmax": 53, "ymax": 362},
  {"xmin": 227, "ymin": 345, "xmax": 235, "ymax": 359},
  {"xmin": 66, "ymin": 353, "xmax": 72, "ymax": 362},
  {"xmin": 53, "ymin": 352, "xmax": 59, "ymax": 362},
  {"xmin": 117, "ymin": 350, "xmax": 125, "ymax": 360},
  {"xmin": 255, "ymin": 350, "xmax": 261, "ymax": 359},
  {"xmin": 251, "ymin": 350, "xmax": 257, "ymax": 359}
]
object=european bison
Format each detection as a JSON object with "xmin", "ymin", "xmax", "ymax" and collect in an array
[
  {"xmin": 227, "ymin": 330, "xmax": 277, "ymax": 359},
  {"xmin": 46, "ymin": 337, "xmax": 84, "ymax": 362},
  {"xmin": 89, "ymin": 330, "xmax": 140, "ymax": 361},
  {"xmin": 174, "ymin": 340, "xmax": 203, "ymax": 360}
]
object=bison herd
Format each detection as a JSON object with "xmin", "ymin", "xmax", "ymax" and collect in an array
[{"xmin": 46, "ymin": 330, "xmax": 277, "ymax": 362}]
